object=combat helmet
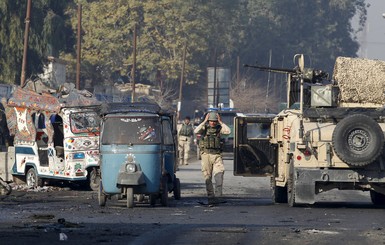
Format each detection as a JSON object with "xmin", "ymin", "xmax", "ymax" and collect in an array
[{"xmin": 208, "ymin": 112, "xmax": 218, "ymax": 121}]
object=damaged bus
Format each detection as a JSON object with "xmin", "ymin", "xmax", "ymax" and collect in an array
[{"xmin": 1, "ymin": 83, "xmax": 101, "ymax": 190}]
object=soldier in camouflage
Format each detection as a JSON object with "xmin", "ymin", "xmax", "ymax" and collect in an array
[
  {"xmin": 194, "ymin": 112, "xmax": 231, "ymax": 205},
  {"xmin": 178, "ymin": 116, "xmax": 194, "ymax": 167}
]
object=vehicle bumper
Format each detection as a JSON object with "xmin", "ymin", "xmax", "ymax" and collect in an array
[{"xmin": 117, "ymin": 171, "xmax": 146, "ymax": 186}]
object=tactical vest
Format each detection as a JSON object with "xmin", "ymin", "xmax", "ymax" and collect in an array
[
  {"xmin": 200, "ymin": 125, "xmax": 222, "ymax": 154},
  {"xmin": 179, "ymin": 123, "xmax": 193, "ymax": 137}
]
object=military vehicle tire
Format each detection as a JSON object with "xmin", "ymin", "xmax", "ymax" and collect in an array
[
  {"xmin": 332, "ymin": 114, "xmax": 384, "ymax": 167},
  {"xmin": 287, "ymin": 162, "xmax": 297, "ymax": 207},
  {"xmin": 271, "ymin": 176, "xmax": 287, "ymax": 203},
  {"xmin": 370, "ymin": 190, "xmax": 385, "ymax": 205}
]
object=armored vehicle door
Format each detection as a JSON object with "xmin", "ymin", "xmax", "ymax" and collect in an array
[{"xmin": 234, "ymin": 115, "xmax": 276, "ymax": 176}]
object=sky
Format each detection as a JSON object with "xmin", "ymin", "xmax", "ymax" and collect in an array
[{"xmin": 357, "ymin": 0, "xmax": 385, "ymax": 61}]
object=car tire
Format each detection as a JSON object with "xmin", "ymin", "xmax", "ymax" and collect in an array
[{"xmin": 332, "ymin": 114, "xmax": 384, "ymax": 166}]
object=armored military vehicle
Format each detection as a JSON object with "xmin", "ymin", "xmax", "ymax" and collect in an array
[{"xmin": 234, "ymin": 54, "xmax": 385, "ymax": 206}]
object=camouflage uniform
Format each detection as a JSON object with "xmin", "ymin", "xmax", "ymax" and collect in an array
[
  {"xmin": 177, "ymin": 118, "xmax": 194, "ymax": 166},
  {"xmin": 194, "ymin": 112, "xmax": 231, "ymax": 204}
]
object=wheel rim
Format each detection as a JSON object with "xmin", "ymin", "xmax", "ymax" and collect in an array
[
  {"xmin": 348, "ymin": 129, "xmax": 370, "ymax": 153},
  {"xmin": 26, "ymin": 170, "xmax": 36, "ymax": 187}
]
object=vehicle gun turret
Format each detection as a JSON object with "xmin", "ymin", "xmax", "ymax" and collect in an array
[{"xmin": 244, "ymin": 64, "xmax": 328, "ymax": 84}]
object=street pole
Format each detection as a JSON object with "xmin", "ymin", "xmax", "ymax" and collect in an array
[
  {"xmin": 76, "ymin": 4, "xmax": 82, "ymax": 90},
  {"xmin": 20, "ymin": 0, "xmax": 32, "ymax": 87},
  {"xmin": 177, "ymin": 42, "xmax": 186, "ymax": 122},
  {"xmin": 213, "ymin": 48, "xmax": 218, "ymax": 107},
  {"xmin": 236, "ymin": 56, "xmax": 240, "ymax": 84},
  {"xmin": 131, "ymin": 24, "xmax": 137, "ymax": 102}
]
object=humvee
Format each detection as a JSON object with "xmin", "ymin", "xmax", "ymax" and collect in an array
[{"xmin": 234, "ymin": 54, "xmax": 385, "ymax": 206}]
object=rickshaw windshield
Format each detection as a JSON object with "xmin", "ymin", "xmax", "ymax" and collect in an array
[
  {"xmin": 70, "ymin": 111, "xmax": 100, "ymax": 134},
  {"xmin": 102, "ymin": 116, "xmax": 160, "ymax": 145}
]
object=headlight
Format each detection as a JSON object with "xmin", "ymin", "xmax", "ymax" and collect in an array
[
  {"xmin": 126, "ymin": 154, "xmax": 134, "ymax": 163},
  {"xmin": 125, "ymin": 163, "xmax": 136, "ymax": 173}
]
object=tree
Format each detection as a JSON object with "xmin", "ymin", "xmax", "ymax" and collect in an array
[
  {"xmin": 0, "ymin": 0, "xmax": 75, "ymax": 85},
  {"xmin": 77, "ymin": 0, "xmax": 210, "ymax": 89},
  {"xmin": 64, "ymin": 0, "xmax": 368, "ymax": 112}
]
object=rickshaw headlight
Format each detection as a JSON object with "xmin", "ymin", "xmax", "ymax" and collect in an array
[{"xmin": 125, "ymin": 163, "xmax": 136, "ymax": 173}]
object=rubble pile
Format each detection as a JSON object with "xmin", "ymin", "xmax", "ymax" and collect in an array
[{"xmin": 333, "ymin": 57, "xmax": 385, "ymax": 105}]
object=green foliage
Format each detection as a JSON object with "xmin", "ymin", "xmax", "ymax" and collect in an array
[
  {"xmin": 78, "ymin": 0, "xmax": 210, "ymax": 87},
  {"xmin": 0, "ymin": 0, "xmax": 368, "ymax": 104},
  {"xmin": 0, "ymin": 0, "xmax": 74, "ymax": 85}
]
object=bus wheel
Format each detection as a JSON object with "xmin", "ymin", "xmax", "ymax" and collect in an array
[{"xmin": 26, "ymin": 168, "xmax": 43, "ymax": 188}]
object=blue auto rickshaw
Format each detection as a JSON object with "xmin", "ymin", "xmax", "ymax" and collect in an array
[{"xmin": 98, "ymin": 102, "xmax": 181, "ymax": 208}]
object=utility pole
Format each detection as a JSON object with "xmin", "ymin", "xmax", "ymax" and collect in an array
[
  {"xmin": 20, "ymin": 0, "xmax": 32, "ymax": 87},
  {"xmin": 131, "ymin": 24, "xmax": 137, "ymax": 102},
  {"xmin": 236, "ymin": 56, "xmax": 240, "ymax": 84},
  {"xmin": 213, "ymin": 48, "xmax": 218, "ymax": 107},
  {"xmin": 177, "ymin": 42, "xmax": 187, "ymax": 122},
  {"xmin": 76, "ymin": 4, "xmax": 82, "ymax": 90}
]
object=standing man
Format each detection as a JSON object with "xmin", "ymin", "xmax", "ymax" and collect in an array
[
  {"xmin": 178, "ymin": 116, "xmax": 194, "ymax": 167},
  {"xmin": 194, "ymin": 112, "xmax": 231, "ymax": 205}
]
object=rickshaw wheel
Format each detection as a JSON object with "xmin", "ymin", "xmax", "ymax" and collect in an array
[
  {"xmin": 173, "ymin": 177, "xmax": 181, "ymax": 200},
  {"xmin": 126, "ymin": 187, "xmax": 134, "ymax": 208},
  {"xmin": 149, "ymin": 194, "xmax": 157, "ymax": 206},
  {"xmin": 160, "ymin": 176, "xmax": 168, "ymax": 207},
  {"xmin": 88, "ymin": 168, "xmax": 100, "ymax": 191},
  {"xmin": 98, "ymin": 181, "xmax": 107, "ymax": 206},
  {"xmin": 26, "ymin": 168, "xmax": 43, "ymax": 188}
]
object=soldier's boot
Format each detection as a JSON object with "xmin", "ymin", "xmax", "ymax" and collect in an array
[{"xmin": 205, "ymin": 178, "xmax": 216, "ymax": 206}]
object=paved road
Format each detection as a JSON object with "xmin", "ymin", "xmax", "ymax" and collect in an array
[{"xmin": 0, "ymin": 157, "xmax": 384, "ymax": 245}]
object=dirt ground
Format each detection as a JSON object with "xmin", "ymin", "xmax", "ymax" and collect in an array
[{"xmin": 1, "ymin": 158, "xmax": 385, "ymax": 245}]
